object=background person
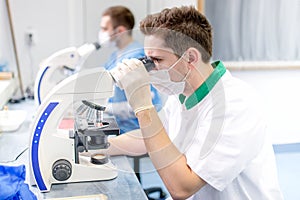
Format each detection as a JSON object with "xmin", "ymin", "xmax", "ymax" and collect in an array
[{"xmin": 98, "ymin": 6, "xmax": 162, "ymax": 134}]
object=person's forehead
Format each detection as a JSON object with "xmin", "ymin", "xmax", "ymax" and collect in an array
[
  {"xmin": 100, "ymin": 15, "xmax": 112, "ymax": 28},
  {"xmin": 144, "ymin": 35, "xmax": 174, "ymax": 55}
]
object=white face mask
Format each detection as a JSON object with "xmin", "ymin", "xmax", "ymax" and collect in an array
[
  {"xmin": 98, "ymin": 31, "xmax": 116, "ymax": 48},
  {"xmin": 149, "ymin": 54, "xmax": 191, "ymax": 95}
]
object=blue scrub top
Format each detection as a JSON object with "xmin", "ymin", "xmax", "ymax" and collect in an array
[{"xmin": 104, "ymin": 41, "xmax": 162, "ymax": 134}]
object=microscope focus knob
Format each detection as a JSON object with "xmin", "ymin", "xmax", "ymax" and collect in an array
[{"xmin": 52, "ymin": 159, "xmax": 72, "ymax": 181}]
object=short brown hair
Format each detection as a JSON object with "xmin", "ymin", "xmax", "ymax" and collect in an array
[
  {"xmin": 102, "ymin": 6, "xmax": 135, "ymax": 34},
  {"xmin": 140, "ymin": 6, "xmax": 212, "ymax": 63}
]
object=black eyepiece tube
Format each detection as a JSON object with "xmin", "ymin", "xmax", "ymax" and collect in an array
[
  {"xmin": 138, "ymin": 57, "xmax": 155, "ymax": 72},
  {"xmin": 93, "ymin": 42, "xmax": 101, "ymax": 50}
]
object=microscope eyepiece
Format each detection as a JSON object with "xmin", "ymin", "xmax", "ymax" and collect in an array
[
  {"xmin": 93, "ymin": 42, "xmax": 101, "ymax": 50},
  {"xmin": 138, "ymin": 57, "xmax": 155, "ymax": 72}
]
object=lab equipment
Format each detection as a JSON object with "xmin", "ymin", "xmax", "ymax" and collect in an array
[
  {"xmin": 0, "ymin": 57, "xmax": 8, "ymax": 72},
  {"xmin": 29, "ymin": 67, "xmax": 119, "ymax": 192},
  {"xmin": 138, "ymin": 56, "xmax": 155, "ymax": 72},
  {"xmin": 0, "ymin": 106, "xmax": 27, "ymax": 132},
  {"xmin": 0, "ymin": 71, "xmax": 13, "ymax": 80},
  {"xmin": 0, "ymin": 78, "xmax": 17, "ymax": 109},
  {"xmin": 34, "ymin": 42, "xmax": 101, "ymax": 105}
]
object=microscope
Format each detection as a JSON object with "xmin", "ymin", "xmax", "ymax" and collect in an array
[
  {"xmin": 73, "ymin": 100, "xmax": 119, "ymax": 165},
  {"xmin": 29, "ymin": 67, "xmax": 119, "ymax": 192},
  {"xmin": 29, "ymin": 55, "xmax": 155, "ymax": 192},
  {"xmin": 34, "ymin": 42, "xmax": 101, "ymax": 105}
]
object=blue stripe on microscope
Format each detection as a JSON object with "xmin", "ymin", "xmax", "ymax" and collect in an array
[
  {"xmin": 37, "ymin": 66, "xmax": 50, "ymax": 104},
  {"xmin": 31, "ymin": 102, "xmax": 59, "ymax": 191}
]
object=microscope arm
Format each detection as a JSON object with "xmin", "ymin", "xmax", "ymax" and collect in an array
[{"xmin": 34, "ymin": 42, "xmax": 100, "ymax": 105}]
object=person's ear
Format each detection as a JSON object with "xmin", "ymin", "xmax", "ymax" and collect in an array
[
  {"xmin": 186, "ymin": 48, "xmax": 199, "ymax": 64},
  {"xmin": 116, "ymin": 25, "xmax": 127, "ymax": 34}
]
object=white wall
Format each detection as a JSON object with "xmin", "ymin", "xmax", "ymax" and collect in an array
[
  {"xmin": 148, "ymin": 0, "xmax": 197, "ymax": 14},
  {"xmin": 0, "ymin": 0, "xmax": 17, "ymax": 76},
  {"xmin": 7, "ymin": 0, "xmax": 84, "ymax": 90},
  {"xmin": 231, "ymin": 69, "xmax": 300, "ymax": 145}
]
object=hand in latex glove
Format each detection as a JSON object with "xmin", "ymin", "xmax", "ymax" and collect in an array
[{"xmin": 110, "ymin": 58, "xmax": 153, "ymax": 115}]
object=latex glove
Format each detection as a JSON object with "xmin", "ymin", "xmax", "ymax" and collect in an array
[
  {"xmin": 110, "ymin": 58, "xmax": 154, "ymax": 115},
  {"xmin": 106, "ymin": 101, "xmax": 136, "ymax": 120}
]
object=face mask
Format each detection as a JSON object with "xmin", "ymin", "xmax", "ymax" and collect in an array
[
  {"xmin": 149, "ymin": 54, "xmax": 191, "ymax": 95},
  {"xmin": 98, "ymin": 31, "xmax": 116, "ymax": 48}
]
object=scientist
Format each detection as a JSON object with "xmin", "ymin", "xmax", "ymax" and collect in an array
[
  {"xmin": 98, "ymin": 6, "xmax": 162, "ymax": 134},
  {"xmin": 97, "ymin": 6, "xmax": 283, "ymax": 200}
]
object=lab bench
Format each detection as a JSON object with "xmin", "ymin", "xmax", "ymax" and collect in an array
[{"xmin": 0, "ymin": 99, "xmax": 147, "ymax": 200}]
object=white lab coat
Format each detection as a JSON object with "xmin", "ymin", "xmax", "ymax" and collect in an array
[{"xmin": 163, "ymin": 70, "xmax": 283, "ymax": 200}]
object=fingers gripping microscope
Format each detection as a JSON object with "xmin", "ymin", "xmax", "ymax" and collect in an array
[{"xmin": 29, "ymin": 67, "xmax": 120, "ymax": 192}]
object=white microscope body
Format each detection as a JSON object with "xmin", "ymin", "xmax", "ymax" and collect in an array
[
  {"xmin": 29, "ymin": 67, "xmax": 118, "ymax": 192},
  {"xmin": 34, "ymin": 42, "xmax": 100, "ymax": 105}
]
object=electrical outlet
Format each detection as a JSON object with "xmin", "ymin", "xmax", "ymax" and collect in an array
[{"xmin": 25, "ymin": 29, "xmax": 36, "ymax": 46}]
